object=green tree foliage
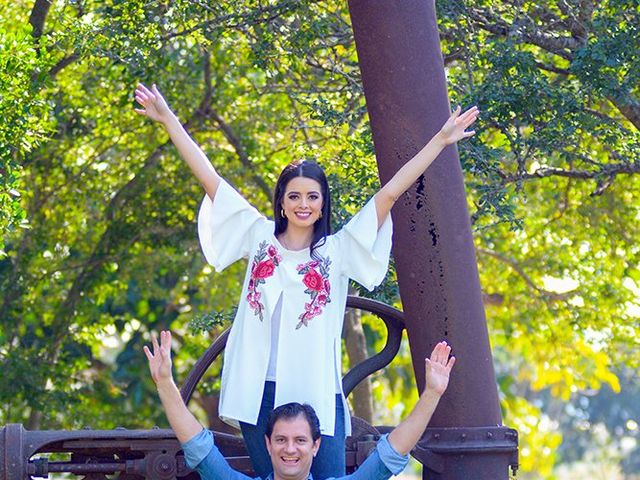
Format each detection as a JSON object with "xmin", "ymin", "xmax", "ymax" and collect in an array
[
  {"xmin": 437, "ymin": 0, "xmax": 640, "ymax": 474},
  {"xmin": 0, "ymin": 0, "xmax": 638, "ymax": 477},
  {"xmin": 0, "ymin": 2, "xmax": 55, "ymax": 253},
  {"xmin": 0, "ymin": 0, "xmax": 379, "ymax": 430}
]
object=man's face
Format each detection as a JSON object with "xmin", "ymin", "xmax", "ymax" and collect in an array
[{"xmin": 265, "ymin": 414, "xmax": 321, "ymax": 480}]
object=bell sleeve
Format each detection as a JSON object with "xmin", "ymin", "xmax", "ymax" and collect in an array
[
  {"xmin": 336, "ymin": 196, "xmax": 393, "ymax": 291},
  {"xmin": 197, "ymin": 179, "xmax": 267, "ymax": 272}
]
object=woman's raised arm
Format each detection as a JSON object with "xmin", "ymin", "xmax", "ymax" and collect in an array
[
  {"xmin": 373, "ymin": 105, "xmax": 479, "ymax": 228},
  {"xmin": 135, "ymin": 83, "xmax": 222, "ymax": 200}
]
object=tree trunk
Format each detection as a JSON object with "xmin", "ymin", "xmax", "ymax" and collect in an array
[{"xmin": 342, "ymin": 290, "xmax": 373, "ymax": 424}]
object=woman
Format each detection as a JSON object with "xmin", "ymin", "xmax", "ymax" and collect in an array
[{"xmin": 134, "ymin": 83, "xmax": 477, "ymax": 479}]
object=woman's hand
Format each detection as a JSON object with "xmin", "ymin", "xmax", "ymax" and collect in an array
[
  {"xmin": 374, "ymin": 105, "xmax": 479, "ymax": 227},
  {"xmin": 436, "ymin": 105, "xmax": 479, "ymax": 146},
  {"xmin": 143, "ymin": 330, "xmax": 174, "ymax": 386},
  {"xmin": 133, "ymin": 83, "xmax": 221, "ymax": 198},
  {"xmin": 134, "ymin": 83, "xmax": 174, "ymax": 124}
]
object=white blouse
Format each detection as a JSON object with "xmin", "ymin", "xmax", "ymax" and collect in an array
[{"xmin": 198, "ymin": 179, "xmax": 393, "ymax": 436}]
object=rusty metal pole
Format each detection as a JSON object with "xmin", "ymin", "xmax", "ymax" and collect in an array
[{"xmin": 346, "ymin": 1, "xmax": 517, "ymax": 479}]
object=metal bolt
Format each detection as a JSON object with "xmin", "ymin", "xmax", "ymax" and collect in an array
[
  {"xmin": 460, "ymin": 433, "xmax": 467, "ymax": 441},
  {"xmin": 487, "ymin": 432, "xmax": 493, "ymax": 439},
  {"xmin": 433, "ymin": 433, "xmax": 440, "ymax": 440}
]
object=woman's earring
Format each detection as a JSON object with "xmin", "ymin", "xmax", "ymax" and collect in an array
[
  {"xmin": 281, "ymin": 208, "xmax": 286, "ymax": 218},
  {"xmin": 319, "ymin": 211, "xmax": 323, "ymax": 219}
]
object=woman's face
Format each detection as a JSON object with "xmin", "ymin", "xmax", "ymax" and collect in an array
[{"xmin": 281, "ymin": 176, "xmax": 324, "ymax": 231}]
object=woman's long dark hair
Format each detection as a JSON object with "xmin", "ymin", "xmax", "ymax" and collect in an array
[{"xmin": 273, "ymin": 160, "xmax": 332, "ymax": 260}]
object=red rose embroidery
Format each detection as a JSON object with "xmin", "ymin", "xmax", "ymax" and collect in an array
[
  {"xmin": 302, "ymin": 269, "xmax": 323, "ymax": 291},
  {"xmin": 247, "ymin": 242, "xmax": 281, "ymax": 321},
  {"xmin": 317, "ymin": 293, "xmax": 328, "ymax": 306},
  {"xmin": 296, "ymin": 256, "xmax": 332, "ymax": 329},
  {"xmin": 253, "ymin": 259, "xmax": 275, "ymax": 279},
  {"xmin": 267, "ymin": 245, "xmax": 282, "ymax": 263},
  {"xmin": 247, "ymin": 291, "xmax": 262, "ymax": 311}
]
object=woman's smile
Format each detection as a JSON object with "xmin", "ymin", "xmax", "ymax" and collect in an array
[{"xmin": 281, "ymin": 176, "xmax": 323, "ymax": 230}]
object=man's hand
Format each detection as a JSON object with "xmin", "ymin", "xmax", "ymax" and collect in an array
[
  {"xmin": 387, "ymin": 340, "xmax": 457, "ymax": 456},
  {"xmin": 143, "ymin": 330, "xmax": 173, "ymax": 385},
  {"xmin": 143, "ymin": 330, "xmax": 203, "ymax": 443},
  {"xmin": 134, "ymin": 83, "xmax": 174, "ymax": 124},
  {"xmin": 424, "ymin": 341, "xmax": 456, "ymax": 397}
]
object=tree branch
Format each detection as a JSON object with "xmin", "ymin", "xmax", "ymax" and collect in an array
[
  {"xmin": 162, "ymin": 1, "xmax": 300, "ymax": 41},
  {"xmin": 468, "ymin": 7, "xmax": 578, "ymax": 60},
  {"xmin": 507, "ymin": 163, "xmax": 639, "ymax": 179},
  {"xmin": 343, "ymin": 289, "xmax": 373, "ymax": 423},
  {"xmin": 500, "ymin": 162, "xmax": 640, "ymax": 195},
  {"xmin": 206, "ymin": 109, "xmax": 272, "ymax": 199},
  {"xmin": 198, "ymin": 49, "xmax": 272, "ymax": 199},
  {"xmin": 577, "ymin": 0, "xmax": 595, "ymax": 37},
  {"xmin": 49, "ymin": 53, "xmax": 79, "ymax": 78},
  {"xmin": 29, "ymin": 0, "xmax": 52, "ymax": 41},
  {"xmin": 533, "ymin": 60, "xmax": 571, "ymax": 75},
  {"xmin": 477, "ymin": 247, "xmax": 579, "ymax": 302},
  {"xmin": 468, "ymin": 4, "xmax": 639, "ymax": 130},
  {"xmin": 607, "ymin": 96, "xmax": 640, "ymax": 131},
  {"xmin": 555, "ymin": 0, "xmax": 589, "ymax": 41}
]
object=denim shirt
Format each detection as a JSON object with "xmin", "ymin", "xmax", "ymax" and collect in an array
[{"xmin": 182, "ymin": 429, "xmax": 408, "ymax": 480}]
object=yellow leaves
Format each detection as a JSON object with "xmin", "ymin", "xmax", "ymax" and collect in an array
[
  {"xmin": 514, "ymin": 335, "xmax": 621, "ymax": 400},
  {"xmin": 334, "ymin": 44, "xmax": 348, "ymax": 57},
  {"xmin": 502, "ymin": 396, "xmax": 562, "ymax": 477},
  {"xmin": 532, "ymin": 368, "xmax": 578, "ymax": 402},
  {"xmin": 594, "ymin": 354, "xmax": 621, "ymax": 393}
]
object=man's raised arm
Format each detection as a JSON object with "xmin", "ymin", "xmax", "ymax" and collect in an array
[
  {"xmin": 143, "ymin": 330, "xmax": 202, "ymax": 443},
  {"xmin": 387, "ymin": 341, "xmax": 456, "ymax": 455}
]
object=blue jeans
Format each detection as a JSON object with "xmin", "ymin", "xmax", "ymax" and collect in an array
[{"xmin": 240, "ymin": 381, "xmax": 346, "ymax": 480}]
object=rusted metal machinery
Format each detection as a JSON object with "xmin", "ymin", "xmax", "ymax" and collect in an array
[
  {"xmin": 0, "ymin": 297, "xmax": 406, "ymax": 480},
  {"xmin": 347, "ymin": 1, "xmax": 518, "ymax": 479},
  {"xmin": 0, "ymin": 291, "xmax": 516, "ymax": 479}
]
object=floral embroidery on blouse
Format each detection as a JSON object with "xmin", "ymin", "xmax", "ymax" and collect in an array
[
  {"xmin": 247, "ymin": 241, "xmax": 282, "ymax": 321},
  {"xmin": 295, "ymin": 256, "xmax": 332, "ymax": 329}
]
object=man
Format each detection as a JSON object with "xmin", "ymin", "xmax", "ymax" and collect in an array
[{"xmin": 144, "ymin": 331, "xmax": 456, "ymax": 480}]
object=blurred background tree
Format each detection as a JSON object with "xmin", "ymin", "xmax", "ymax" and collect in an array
[{"xmin": 0, "ymin": 0, "xmax": 638, "ymax": 477}]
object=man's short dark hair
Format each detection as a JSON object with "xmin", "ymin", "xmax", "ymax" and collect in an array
[{"xmin": 266, "ymin": 402, "xmax": 322, "ymax": 441}]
